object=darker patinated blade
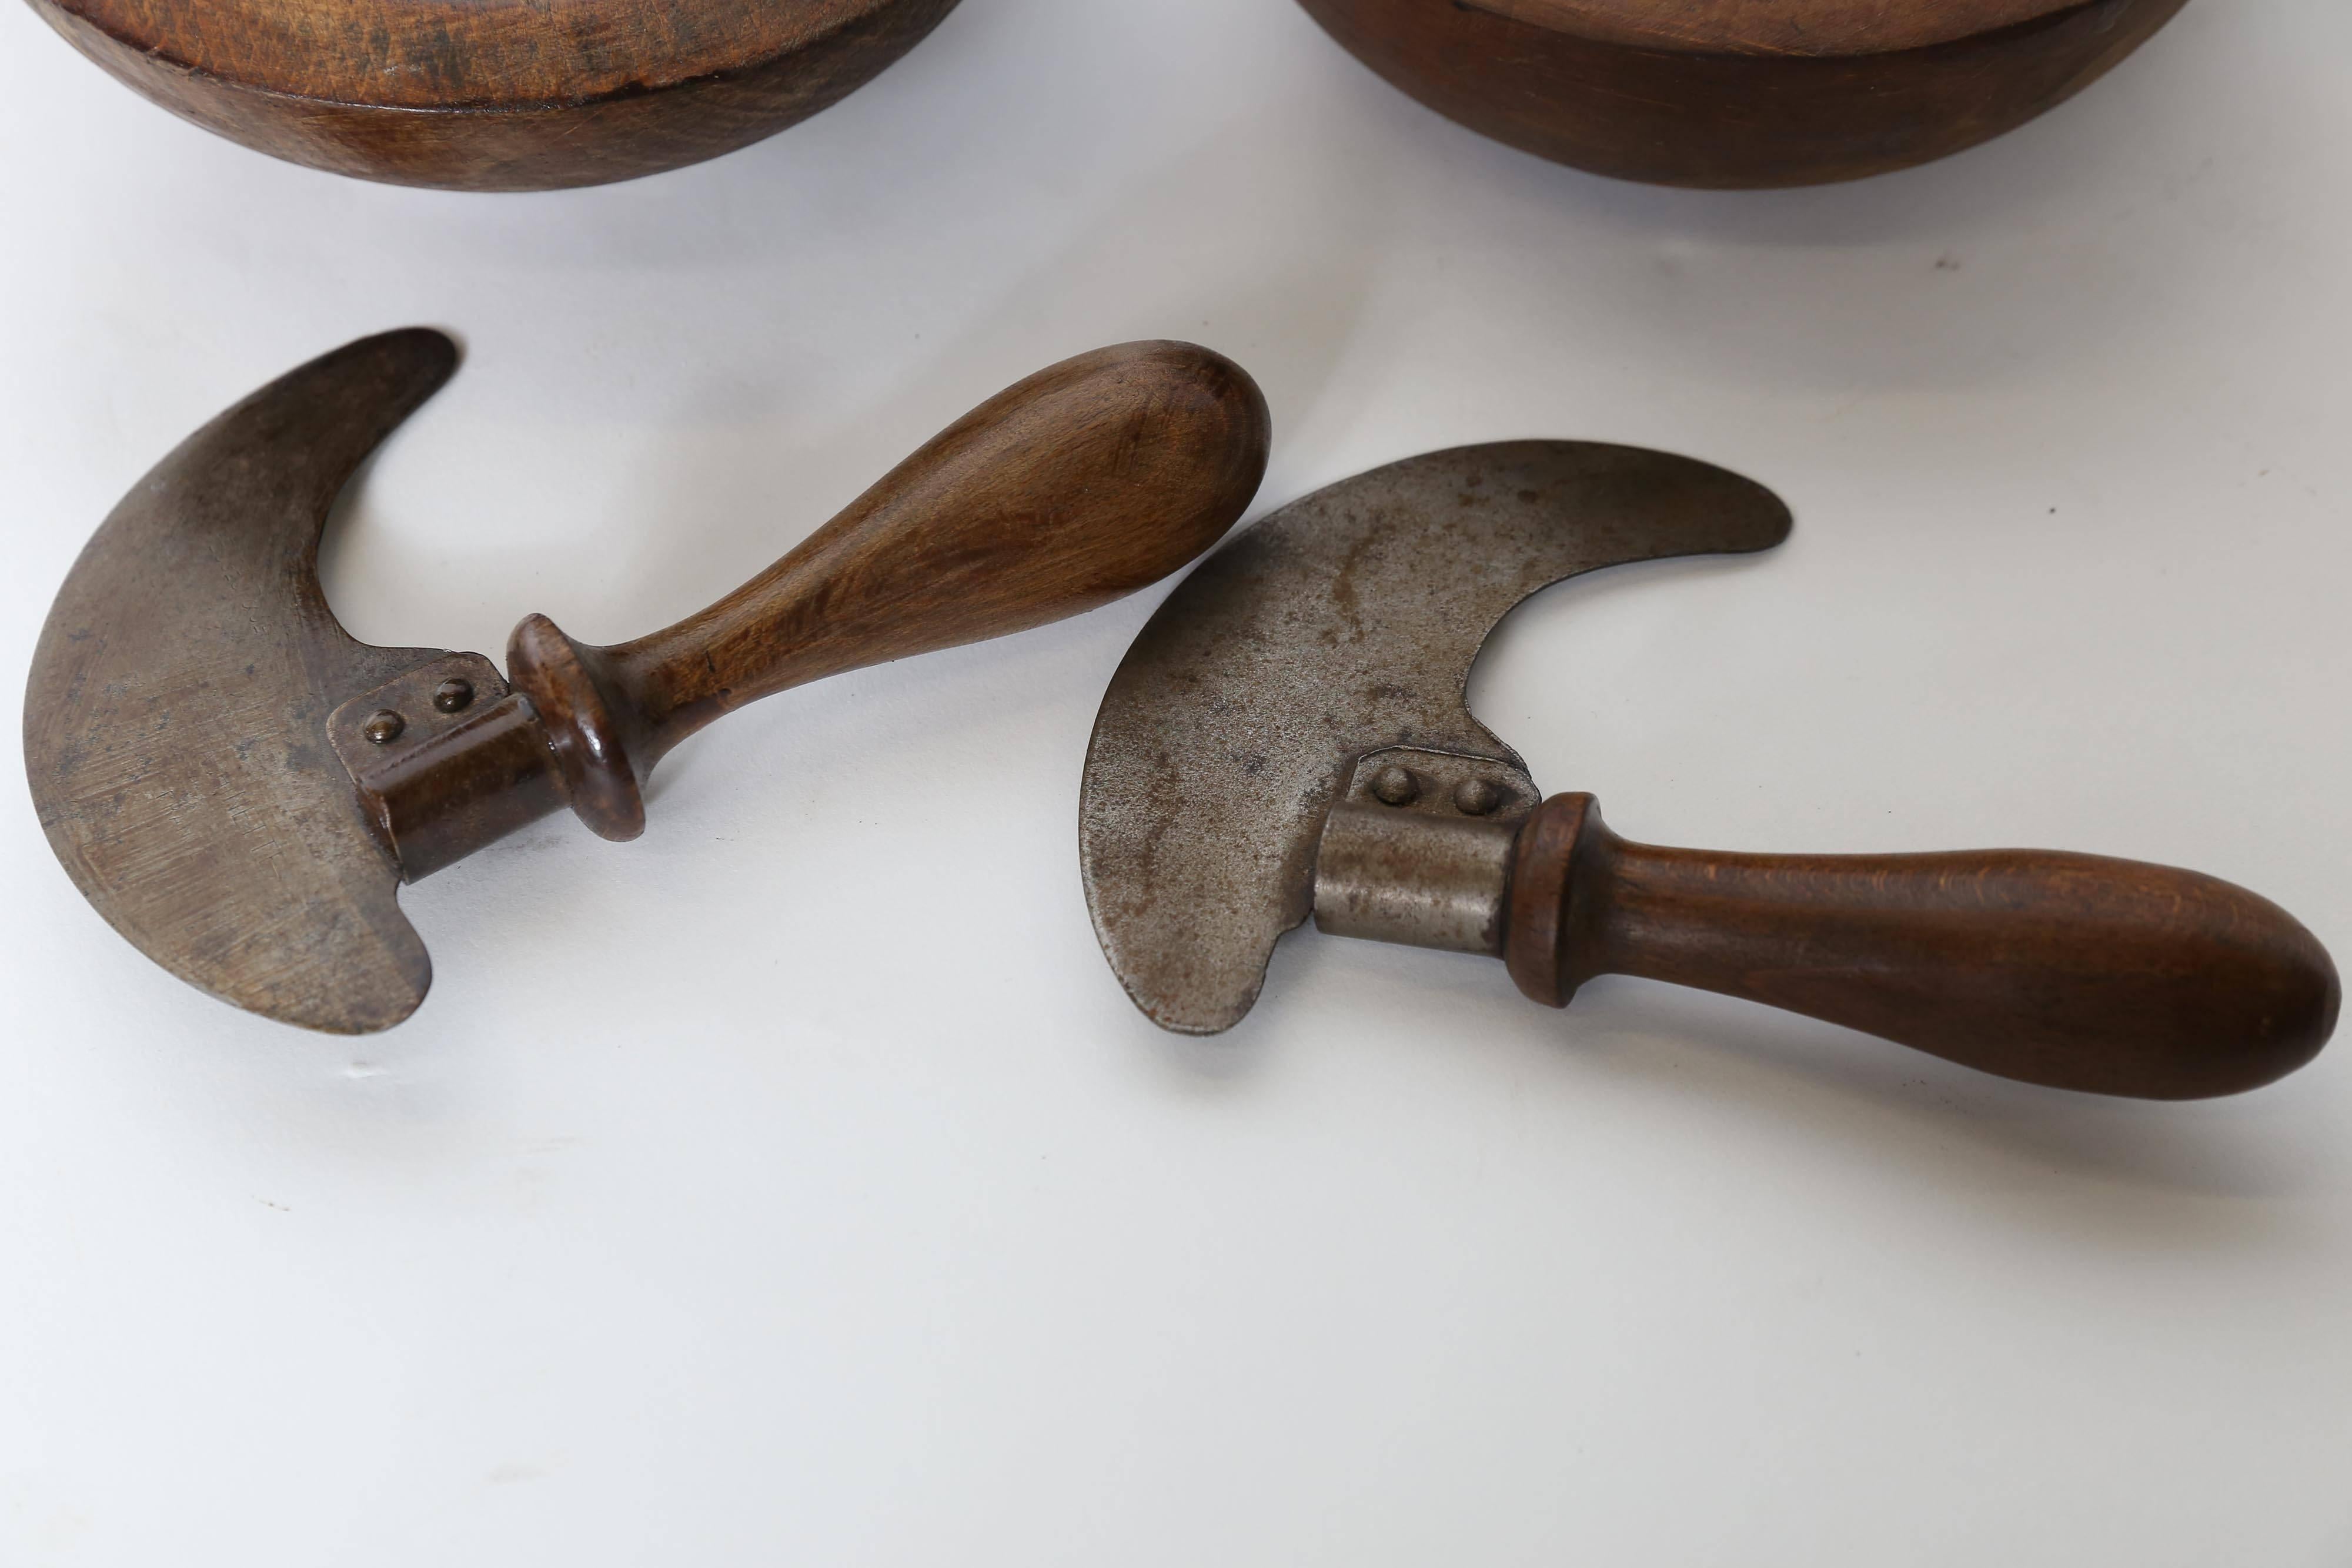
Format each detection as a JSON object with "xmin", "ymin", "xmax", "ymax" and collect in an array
[
  {"xmin": 24, "ymin": 330, "xmax": 459, "ymax": 1032},
  {"xmin": 1078, "ymin": 442, "xmax": 1791, "ymax": 1034}
]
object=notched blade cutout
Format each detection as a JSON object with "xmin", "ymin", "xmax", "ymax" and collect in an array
[
  {"xmin": 1080, "ymin": 441, "xmax": 1790, "ymax": 1034},
  {"xmin": 24, "ymin": 330, "xmax": 462, "ymax": 1032}
]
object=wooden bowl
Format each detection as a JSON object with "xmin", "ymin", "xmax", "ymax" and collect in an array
[
  {"xmin": 31, "ymin": 0, "xmax": 962, "ymax": 190},
  {"xmin": 1294, "ymin": 0, "xmax": 2191, "ymax": 188}
]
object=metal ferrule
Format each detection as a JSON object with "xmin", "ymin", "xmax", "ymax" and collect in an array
[
  {"xmin": 1311, "ymin": 747, "xmax": 1538, "ymax": 956},
  {"xmin": 327, "ymin": 652, "xmax": 568, "ymax": 881}
]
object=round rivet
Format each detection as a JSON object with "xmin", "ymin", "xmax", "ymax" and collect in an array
[
  {"xmin": 1454, "ymin": 778, "xmax": 1504, "ymax": 816},
  {"xmin": 362, "ymin": 710, "xmax": 406, "ymax": 745},
  {"xmin": 1371, "ymin": 765, "xmax": 1419, "ymax": 806},
  {"xmin": 433, "ymin": 678, "xmax": 475, "ymax": 714}
]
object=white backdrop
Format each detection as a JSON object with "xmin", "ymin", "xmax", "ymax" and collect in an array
[{"xmin": 3, "ymin": 4, "xmax": 2347, "ymax": 1563}]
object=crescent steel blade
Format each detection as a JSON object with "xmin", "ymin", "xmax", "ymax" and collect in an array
[
  {"xmin": 1078, "ymin": 441, "xmax": 1792, "ymax": 1034},
  {"xmin": 25, "ymin": 330, "xmax": 459, "ymax": 1032}
]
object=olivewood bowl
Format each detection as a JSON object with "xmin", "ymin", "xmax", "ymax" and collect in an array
[
  {"xmin": 30, "ymin": 0, "xmax": 961, "ymax": 190},
  {"xmin": 1294, "ymin": 0, "xmax": 2191, "ymax": 188}
]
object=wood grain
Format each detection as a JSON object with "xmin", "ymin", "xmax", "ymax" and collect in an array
[
  {"xmin": 1504, "ymin": 794, "xmax": 2340, "ymax": 1099},
  {"xmin": 506, "ymin": 340, "xmax": 1273, "ymax": 840},
  {"xmin": 1295, "ymin": 0, "xmax": 2191, "ymax": 187},
  {"xmin": 29, "ymin": 0, "xmax": 960, "ymax": 189}
]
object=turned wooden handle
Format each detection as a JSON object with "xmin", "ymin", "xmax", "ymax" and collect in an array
[
  {"xmin": 508, "ymin": 342, "xmax": 1271, "ymax": 839},
  {"xmin": 1504, "ymin": 795, "xmax": 2341, "ymax": 1100}
]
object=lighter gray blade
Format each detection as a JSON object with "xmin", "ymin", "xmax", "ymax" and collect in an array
[
  {"xmin": 1079, "ymin": 442, "xmax": 1791, "ymax": 1034},
  {"xmin": 24, "ymin": 330, "xmax": 458, "ymax": 1033}
]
